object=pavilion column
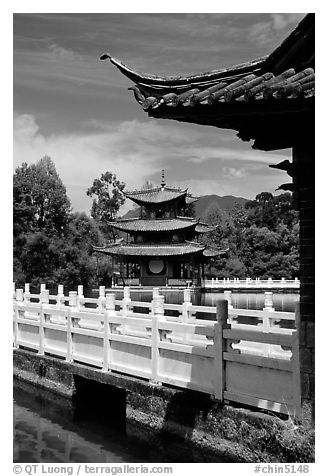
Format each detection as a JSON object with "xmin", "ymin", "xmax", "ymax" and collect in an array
[{"xmin": 293, "ymin": 136, "xmax": 314, "ymax": 420}]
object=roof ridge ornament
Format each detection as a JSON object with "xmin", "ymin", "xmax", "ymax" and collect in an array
[{"xmin": 161, "ymin": 169, "xmax": 166, "ymax": 189}]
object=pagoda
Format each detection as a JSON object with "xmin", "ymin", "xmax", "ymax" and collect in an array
[{"xmin": 93, "ymin": 171, "xmax": 227, "ymax": 286}]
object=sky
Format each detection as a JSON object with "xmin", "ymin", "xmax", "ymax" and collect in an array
[{"xmin": 13, "ymin": 12, "xmax": 306, "ymax": 215}]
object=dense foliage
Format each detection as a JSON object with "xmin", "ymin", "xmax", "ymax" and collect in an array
[
  {"xmin": 13, "ymin": 158, "xmax": 299, "ymax": 289},
  {"xmin": 13, "ymin": 158, "xmax": 118, "ymax": 289},
  {"xmin": 201, "ymin": 192, "xmax": 299, "ymax": 279}
]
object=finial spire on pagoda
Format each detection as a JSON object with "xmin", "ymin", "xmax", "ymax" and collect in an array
[{"xmin": 161, "ymin": 169, "xmax": 166, "ymax": 189}]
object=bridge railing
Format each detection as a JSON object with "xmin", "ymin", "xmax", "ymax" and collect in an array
[
  {"xmin": 13, "ymin": 283, "xmax": 301, "ymax": 417},
  {"xmin": 203, "ymin": 277, "xmax": 300, "ymax": 288}
]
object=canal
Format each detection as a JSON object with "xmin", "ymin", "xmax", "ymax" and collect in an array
[{"xmin": 13, "ymin": 380, "xmax": 228, "ymax": 463}]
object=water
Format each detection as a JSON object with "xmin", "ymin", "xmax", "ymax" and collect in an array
[
  {"xmin": 13, "ymin": 381, "xmax": 226, "ymax": 463},
  {"xmin": 201, "ymin": 291, "xmax": 299, "ymax": 312}
]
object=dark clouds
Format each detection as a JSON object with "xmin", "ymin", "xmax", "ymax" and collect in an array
[{"xmin": 13, "ymin": 13, "xmax": 301, "ymax": 212}]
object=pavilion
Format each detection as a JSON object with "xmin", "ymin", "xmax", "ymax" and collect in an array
[
  {"xmin": 93, "ymin": 171, "xmax": 227, "ymax": 286},
  {"xmin": 100, "ymin": 14, "xmax": 315, "ymax": 416}
]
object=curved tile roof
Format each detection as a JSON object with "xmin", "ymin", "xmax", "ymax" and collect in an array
[
  {"xmin": 203, "ymin": 246, "xmax": 229, "ymax": 257},
  {"xmin": 101, "ymin": 15, "xmax": 314, "ymax": 106},
  {"xmin": 124, "ymin": 186, "xmax": 188, "ymax": 205},
  {"xmin": 93, "ymin": 242, "xmax": 205, "ymax": 257},
  {"xmin": 101, "ymin": 14, "xmax": 314, "ymax": 150},
  {"xmin": 108, "ymin": 217, "xmax": 199, "ymax": 233},
  {"xmin": 195, "ymin": 222, "xmax": 218, "ymax": 233},
  {"xmin": 107, "ymin": 67, "xmax": 314, "ymax": 111}
]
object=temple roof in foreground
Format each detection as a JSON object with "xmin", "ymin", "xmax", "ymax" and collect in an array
[
  {"xmin": 108, "ymin": 217, "xmax": 217, "ymax": 233},
  {"xmin": 101, "ymin": 14, "xmax": 314, "ymax": 151},
  {"xmin": 93, "ymin": 241, "xmax": 226, "ymax": 258}
]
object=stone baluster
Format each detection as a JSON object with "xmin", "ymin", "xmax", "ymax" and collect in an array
[
  {"xmin": 106, "ymin": 293, "xmax": 116, "ymax": 313},
  {"xmin": 16, "ymin": 289, "xmax": 24, "ymax": 302},
  {"xmin": 97, "ymin": 286, "xmax": 106, "ymax": 313},
  {"xmin": 24, "ymin": 283, "xmax": 31, "ymax": 304},
  {"xmin": 152, "ymin": 287, "xmax": 160, "ymax": 298},
  {"xmin": 103, "ymin": 293, "xmax": 116, "ymax": 372},
  {"xmin": 262, "ymin": 291, "xmax": 275, "ymax": 357},
  {"xmin": 77, "ymin": 285, "xmax": 85, "ymax": 311},
  {"xmin": 40, "ymin": 287, "xmax": 49, "ymax": 305},
  {"xmin": 224, "ymin": 290, "xmax": 235, "ymax": 326},
  {"xmin": 268, "ymin": 277, "xmax": 273, "ymax": 286},
  {"xmin": 281, "ymin": 277, "xmax": 286, "ymax": 285},
  {"xmin": 13, "ymin": 287, "xmax": 23, "ymax": 348},
  {"xmin": 264, "ymin": 291, "xmax": 274, "ymax": 311},
  {"xmin": 57, "ymin": 285, "xmax": 65, "ymax": 308},
  {"xmin": 122, "ymin": 286, "xmax": 131, "ymax": 318},
  {"xmin": 224, "ymin": 290, "xmax": 233, "ymax": 310},
  {"xmin": 69, "ymin": 291, "xmax": 78, "ymax": 308},
  {"xmin": 182, "ymin": 288, "xmax": 192, "ymax": 323},
  {"xmin": 151, "ymin": 294, "xmax": 164, "ymax": 385}
]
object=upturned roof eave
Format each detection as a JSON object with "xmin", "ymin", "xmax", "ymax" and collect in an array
[
  {"xmin": 101, "ymin": 15, "xmax": 313, "ymax": 90},
  {"xmin": 100, "ymin": 53, "xmax": 267, "ymax": 90}
]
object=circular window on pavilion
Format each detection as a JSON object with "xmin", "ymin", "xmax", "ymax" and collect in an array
[{"xmin": 148, "ymin": 259, "xmax": 165, "ymax": 274}]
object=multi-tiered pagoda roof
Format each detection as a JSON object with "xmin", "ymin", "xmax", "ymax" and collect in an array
[{"xmin": 93, "ymin": 172, "xmax": 227, "ymax": 286}]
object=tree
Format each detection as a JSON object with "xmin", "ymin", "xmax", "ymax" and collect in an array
[
  {"xmin": 87, "ymin": 172, "xmax": 125, "ymax": 235},
  {"xmin": 13, "ymin": 156, "xmax": 71, "ymax": 236}
]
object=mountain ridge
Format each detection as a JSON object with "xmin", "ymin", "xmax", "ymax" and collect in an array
[{"xmin": 121, "ymin": 194, "xmax": 248, "ymax": 220}]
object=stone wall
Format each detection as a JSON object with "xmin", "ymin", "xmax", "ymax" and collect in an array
[{"xmin": 13, "ymin": 348, "xmax": 314, "ymax": 462}]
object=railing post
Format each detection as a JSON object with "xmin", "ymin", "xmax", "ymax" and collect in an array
[
  {"xmin": 122, "ymin": 286, "xmax": 131, "ymax": 317},
  {"xmin": 98, "ymin": 286, "xmax": 106, "ymax": 313},
  {"xmin": 223, "ymin": 290, "xmax": 233, "ymax": 310},
  {"xmin": 57, "ymin": 285, "xmax": 65, "ymax": 308},
  {"xmin": 38, "ymin": 302, "xmax": 45, "ymax": 356},
  {"xmin": 13, "ymin": 289, "xmax": 23, "ymax": 348},
  {"xmin": 24, "ymin": 284, "xmax": 31, "ymax": 304},
  {"xmin": 69, "ymin": 291, "xmax": 78, "ymax": 308},
  {"xmin": 152, "ymin": 287, "xmax": 160, "ymax": 298},
  {"xmin": 292, "ymin": 302, "xmax": 302, "ymax": 417},
  {"xmin": 214, "ymin": 300, "xmax": 229, "ymax": 401},
  {"xmin": 262, "ymin": 292, "xmax": 274, "ymax": 357},
  {"xmin": 151, "ymin": 294, "xmax": 164, "ymax": 385},
  {"xmin": 40, "ymin": 288, "xmax": 49, "ymax": 305},
  {"xmin": 182, "ymin": 288, "xmax": 192, "ymax": 323},
  {"xmin": 16, "ymin": 289, "xmax": 24, "ymax": 302},
  {"xmin": 103, "ymin": 293, "xmax": 116, "ymax": 372},
  {"xmin": 66, "ymin": 306, "xmax": 73, "ymax": 363},
  {"xmin": 67, "ymin": 291, "xmax": 78, "ymax": 350},
  {"xmin": 224, "ymin": 290, "xmax": 235, "ymax": 325},
  {"xmin": 77, "ymin": 285, "xmax": 85, "ymax": 311}
]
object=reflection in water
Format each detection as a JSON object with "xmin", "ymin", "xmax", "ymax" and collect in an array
[
  {"xmin": 201, "ymin": 291, "xmax": 299, "ymax": 312},
  {"xmin": 13, "ymin": 381, "xmax": 226, "ymax": 463}
]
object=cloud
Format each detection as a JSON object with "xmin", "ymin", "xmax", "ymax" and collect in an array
[
  {"xmin": 270, "ymin": 13, "xmax": 304, "ymax": 31},
  {"xmin": 248, "ymin": 13, "xmax": 305, "ymax": 48},
  {"xmin": 14, "ymin": 113, "xmax": 289, "ymax": 213},
  {"xmin": 223, "ymin": 167, "xmax": 248, "ymax": 179},
  {"xmin": 48, "ymin": 42, "xmax": 82, "ymax": 61}
]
